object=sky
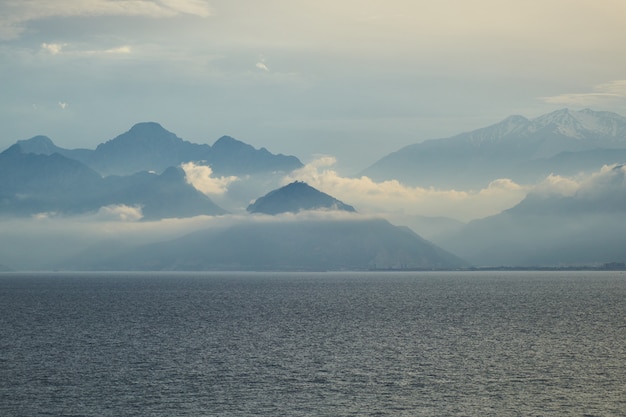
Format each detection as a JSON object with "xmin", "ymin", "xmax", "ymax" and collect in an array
[{"xmin": 2, "ymin": 0, "xmax": 626, "ymax": 173}]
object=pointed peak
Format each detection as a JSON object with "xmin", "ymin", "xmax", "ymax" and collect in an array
[
  {"xmin": 247, "ymin": 181, "xmax": 356, "ymax": 215},
  {"xmin": 213, "ymin": 135, "xmax": 247, "ymax": 147},
  {"xmin": 99, "ymin": 122, "xmax": 181, "ymax": 149},
  {"xmin": 159, "ymin": 165, "xmax": 186, "ymax": 181},
  {"xmin": 282, "ymin": 181, "xmax": 316, "ymax": 191},
  {"xmin": 502, "ymin": 114, "xmax": 530, "ymax": 123},
  {"xmin": 0, "ymin": 143, "xmax": 25, "ymax": 156}
]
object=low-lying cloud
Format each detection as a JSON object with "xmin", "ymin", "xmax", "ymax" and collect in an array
[
  {"xmin": 94, "ymin": 204, "xmax": 144, "ymax": 222},
  {"xmin": 283, "ymin": 157, "xmax": 530, "ymax": 222},
  {"xmin": 181, "ymin": 162, "xmax": 239, "ymax": 195}
]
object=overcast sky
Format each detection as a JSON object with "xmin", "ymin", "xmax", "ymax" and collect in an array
[{"xmin": 2, "ymin": 0, "xmax": 626, "ymax": 172}]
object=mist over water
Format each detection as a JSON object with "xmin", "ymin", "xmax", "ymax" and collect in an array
[{"xmin": 1, "ymin": 271, "xmax": 625, "ymax": 416}]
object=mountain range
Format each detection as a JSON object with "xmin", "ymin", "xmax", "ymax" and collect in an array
[
  {"xmin": 1, "ymin": 122, "xmax": 303, "ymax": 219},
  {"xmin": 0, "ymin": 144, "xmax": 225, "ymax": 219},
  {"xmin": 362, "ymin": 108, "xmax": 626, "ymax": 188},
  {"xmin": 14, "ymin": 122, "xmax": 303, "ymax": 177},
  {"xmin": 2, "ymin": 108, "xmax": 626, "ymax": 270}
]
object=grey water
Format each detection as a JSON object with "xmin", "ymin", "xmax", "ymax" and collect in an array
[{"xmin": 1, "ymin": 271, "xmax": 624, "ymax": 417}]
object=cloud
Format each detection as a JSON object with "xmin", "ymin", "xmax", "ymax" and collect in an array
[
  {"xmin": 0, "ymin": 0, "xmax": 213, "ymax": 40},
  {"xmin": 102, "ymin": 45, "xmax": 132, "ymax": 54},
  {"xmin": 40, "ymin": 42, "xmax": 132, "ymax": 57},
  {"xmin": 58, "ymin": 101, "xmax": 68, "ymax": 109},
  {"xmin": 181, "ymin": 162, "xmax": 239, "ymax": 195},
  {"xmin": 41, "ymin": 42, "xmax": 65, "ymax": 54},
  {"xmin": 540, "ymin": 80, "xmax": 626, "ymax": 107},
  {"xmin": 575, "ymin": 164, "xmax": 626, "ymax": 199},
  {"xmin": 283, "ymin": 157, "xmax": 529, "ymax": 222},
  {"xmin": 255, "ymin": 61, "xmax": 269, "ymax": 72},
  {"xmin": 93, "ymin": 204, "xmax": 143, "ymax": 221},
  {"xmin": 531, "ymin": 174, "xmax": 580, "ymax": 198}
]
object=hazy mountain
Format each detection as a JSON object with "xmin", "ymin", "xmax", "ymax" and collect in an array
[
  {"xmin": 86, "ymin": 122, "xmax": 302, "ymax": 176},
  {"xmin": 0, "ymin": 145, "xmax": 226, "ymax": 219},
  {"xmin": 9, "ymin": 122, "xmax": 303, "ymax": 177},
  {"xmin": 206, "ymin": 136, "xmax": 302, "ymax": 176},
  {"xmin": 14, "ymin": 135, "xmax": 93, "ymax": 162},
  {"xmin": 362, "ymin": 108, "xmax": 626, "ymax": 188},
  {"xmin": 102, "ymin": 167, "xmax": 227, "ymax": 220},
  {"xmin": 87, "ymin": 122, "xmax": 205, "ymax": 175},
  {"xmin": 247, "ymin": 181, "xmax": 356, "ymax": 214},
  {"xmin": 0, "ymin": 144, "xmax": 103, "ymax": 215},
  {"xmin": 73, "ymin": 218, "xmax": 468, "ymax": 271},
  {"xmin": 434, "ymin": 164, "xmax": 626, "ymax": 267}
]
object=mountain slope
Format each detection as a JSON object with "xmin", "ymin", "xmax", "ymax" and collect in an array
[
  {"xmin": 362, "ymin": 108, "xmax": 626, "ymax": 188},
  {"xmin": 77, "ymin": 218, "xmax": 469, "ymax": 271},
  {"xmin": 0, "ymin": 145, "xmax": 226, "ymax": 218},
  {"xmin": 434, "ymin": 164, "xmax": 626, "ymax": 266},
  {"xmin": 0, "ymin": 144, "xmax": 103, "ymax": 215},
  {"xmin": 247, "ymin": 181, "xmax": 356, "ymax": 214}
]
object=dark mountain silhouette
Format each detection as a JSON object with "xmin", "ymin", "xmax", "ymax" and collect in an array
[
  {"xmin": 247, "ymin": 181, "xmax": 356, "ymax": 214},
  {"xmin": 434, "ymin": 164, "xmax": 626, "ymax": 267},
  {"xmin": 72, "ymin": 218, "xmax": 468, "ymax": 271},
  {"xmin": 206, "ymin": 136, "xmax": 302, "ymax": 176},
  {"xmin": 88, "ymin": 122, "xmax": 204, "ymax": 175},
  {"xmin": 0, "ymin": 144, "xmax": 103, "ymax": 215},
  {"xmin": 87, "ymin": 122, "xmax": 302, "ymax": 176},
  {"xmin": 9, "ymin": 122, "xmax": 303, "ymax": 177},
  {"xmin": 0, "ymin": 145, "xmax": 226, "ymax": 219},
  {"xmin": 362, "ymin": 108, "xmax": 626, "ymax": 188}
]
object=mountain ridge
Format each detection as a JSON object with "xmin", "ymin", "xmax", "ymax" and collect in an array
[
  {"xmin": 7, "ymin": 122, "xmax": 303, "ymax": 177},
  {"xmin": 362, "ymin": 108, "xmax": 626, "ymax": 188}
]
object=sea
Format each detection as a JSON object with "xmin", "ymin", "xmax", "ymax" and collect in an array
[{"xmin": 0, "ymin": 271, "xmax": 624, "ymax": 417}]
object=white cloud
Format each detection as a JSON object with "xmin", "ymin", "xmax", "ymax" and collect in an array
[
  {"xmin": 531, "ymin": 174, "xmax": 580, "ymax": 198},
  {"xmin": 181, "ymin": 162, "xmax": 239, "ymax": 195},
  {"xmin": 255, "ymin": 61, "xmax": 269, "ymax": 72},
  {"xmin": 41, "ymin": 42, "xmax": 65, "ymax": 54},
  {"xmin": 40, "ymin": 42, "xmax": 133, "ymax": 57},
  {"xmin": 94, "ymin": 204, "xmax": 143, "ymax": 221},
  {"xmin": 283, "ymin": 157, "xmax": 529, "ymax": 222},
  {"xmin": 575, "ymin": 164, "xmax": 626, "ymax": 199},
  {"xmin": 102, "ymin": 45, "xmax": 132, "ymax": 54}
]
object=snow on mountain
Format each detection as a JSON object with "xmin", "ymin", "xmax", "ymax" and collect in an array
[
  {"xmin": 446, "ymin": 108, "xmax": 626, "ymax": 148},
  {"xmin": 362, "ymin": 108, "xmax": 626, "ymax": 188}
]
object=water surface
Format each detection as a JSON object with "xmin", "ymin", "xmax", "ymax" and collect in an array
[{"xmin": 1, "ymin": 271, "xmax": 624, "ymax": 416}]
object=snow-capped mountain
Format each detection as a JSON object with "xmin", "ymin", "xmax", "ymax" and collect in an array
[{"xmin": 362, "ymin": 108, "xmax": 626, "ymax": 188}]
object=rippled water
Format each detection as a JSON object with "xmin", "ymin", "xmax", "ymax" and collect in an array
[{"xmin": 1, "ymin": 271, "xmax": 625, "ymax": 416}]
